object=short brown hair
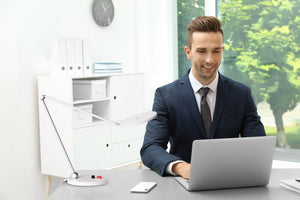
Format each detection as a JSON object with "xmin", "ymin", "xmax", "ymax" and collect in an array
[{"xmin": 187, "ymin": 16, "xmax": 224, "ymax": 48}]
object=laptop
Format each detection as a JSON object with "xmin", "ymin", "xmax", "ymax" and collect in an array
[{"xmin": 175, "ymin": 136, "xmax": 276, "ymax": 191}]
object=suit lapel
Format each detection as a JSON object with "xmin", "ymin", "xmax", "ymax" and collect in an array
[
  {"xmin": 178, "ymin": 71, "xmax": 207, "ymax": 138},
  {"xmin": 210, "ymin": 74, "xmax": 229, "ymax": 138}
]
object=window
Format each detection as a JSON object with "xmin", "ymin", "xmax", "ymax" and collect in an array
[{"xmin": 178, "ymin": 1, "xmax": 300, "ymax": 155}]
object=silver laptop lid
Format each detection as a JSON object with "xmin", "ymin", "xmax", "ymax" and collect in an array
[{"xmin": 188, "ymin": 136, "xmax": 276, "ymax": 191}]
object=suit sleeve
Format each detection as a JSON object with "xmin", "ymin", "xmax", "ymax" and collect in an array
[
  {"xmin": 240, "ymin": 88, "xmax": 266, "ymax": 137},
  {"xmin": 140, "ymin": 88, "xmax": 181, "ymax": 176}
]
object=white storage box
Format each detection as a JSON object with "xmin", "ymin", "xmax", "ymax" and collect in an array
[
  {"xmin": 73, "ymin": 80, "xmax": 107, "ymax": 100},
  {"xmin": 73, "ymin": 104, "xmax": 93, "ymax": 125}
]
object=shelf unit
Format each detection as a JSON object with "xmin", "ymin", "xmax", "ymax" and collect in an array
[{"xmin": 38, "ymin": 73, "xmax": 145, "ymax": 177}]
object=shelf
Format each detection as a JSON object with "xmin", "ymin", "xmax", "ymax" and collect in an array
[
  {"xmin": 71, "ymin": 72, "xmax": 143, "ymax": 80},
  {"xmin": 73, "ymin": 119, "xmax": 108, "ymax": 129},
  {"xmin": 73, "ymin": 97, "xmax": 110, "ymax": 105}
]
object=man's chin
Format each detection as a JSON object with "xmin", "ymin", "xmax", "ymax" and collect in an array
[{"xmin": 199, "ymin": 71, "xmax": 217, "ymax": 82}]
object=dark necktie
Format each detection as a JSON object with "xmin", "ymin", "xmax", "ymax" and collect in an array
[{"xmin": 199, "ymin": 87, "xmax": 211, "ymax": 139}]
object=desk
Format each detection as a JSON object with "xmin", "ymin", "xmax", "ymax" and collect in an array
[{"xmin": 49, "ymin": 169, "xmax": 300, "ymax": 200}]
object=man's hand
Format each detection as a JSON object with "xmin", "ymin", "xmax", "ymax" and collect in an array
[{"xmin": 172, "ymin": 162, "xmax": 191, "ymax": 179}]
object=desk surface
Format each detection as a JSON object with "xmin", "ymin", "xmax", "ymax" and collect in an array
[{"xmin": 49, "ymin": 169, "xmax": 300, "ymax": 200}]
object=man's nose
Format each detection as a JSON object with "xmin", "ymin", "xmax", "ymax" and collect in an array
[{"xmin": 205, "ymin": 53, "xmax": 214, "ymax": 63}]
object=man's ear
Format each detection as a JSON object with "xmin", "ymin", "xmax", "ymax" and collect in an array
[{"xmin": 184, "ymin": 46, "xmax": 192, "ymax": 60}]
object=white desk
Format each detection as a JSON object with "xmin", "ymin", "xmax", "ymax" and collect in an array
[{"xmin": 48, "ymin": 169, "xmax": 300, "ymax": 200}]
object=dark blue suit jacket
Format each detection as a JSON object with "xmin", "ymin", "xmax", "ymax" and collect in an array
[{"xmin": 140, "ymin": 71, "xmax": 266, "ymax": 176}]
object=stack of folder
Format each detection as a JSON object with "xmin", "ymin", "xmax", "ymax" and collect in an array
[
  {"xmin": 93, "ymin": 63, "xmax": 123, "ymax": 74},
  {"xmin": 52, "ymin": 38, "xmax": 92, "ymax": 76}
]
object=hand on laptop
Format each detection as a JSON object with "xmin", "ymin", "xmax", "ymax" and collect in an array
[{"xmin": 172, "ymin": 162, "xmax": 191, "ymax": 179}]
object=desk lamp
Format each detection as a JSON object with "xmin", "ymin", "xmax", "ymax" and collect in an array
[{"xmin": 41, "ymin": 95, "xmax": 156, "ymax": 186}]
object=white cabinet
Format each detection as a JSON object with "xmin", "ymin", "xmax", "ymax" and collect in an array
[
  {"xmin": 111, "ymin": 138, "xmax": 143, "ymax": 166},
  {"xmin": 73, "ymin": 124, "xmax": 111, "ymax": 170},
  {"xmin": 38, "ymin": 73, "xmax": 145, "ymax": 177}
]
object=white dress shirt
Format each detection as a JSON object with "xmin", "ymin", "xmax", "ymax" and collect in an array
[
  {"xmin": 189, "ymin": 71, "xmax": 218, "ymax": 120},
  {"xmin": 165, "ymin": 71, "xmax": 219, "ymax": 175}
]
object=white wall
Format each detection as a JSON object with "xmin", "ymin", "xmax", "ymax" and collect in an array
[{"xmin": 0, "ymin": 0, "xmax": 177, "ymax": 199}]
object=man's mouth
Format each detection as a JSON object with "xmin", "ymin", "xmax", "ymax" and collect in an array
[{"xmin": 202, "ymin": 65, "xmax": 214, "ymax": 70}]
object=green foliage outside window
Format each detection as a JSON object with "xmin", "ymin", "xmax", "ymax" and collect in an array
[{"xmin": 219, "ymin": 0, "xmax": 300, "ymax": 148}]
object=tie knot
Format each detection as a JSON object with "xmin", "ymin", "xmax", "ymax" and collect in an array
[{"xmin": 199, "ymin": 87, "xmax": 210, "ymax": 97}]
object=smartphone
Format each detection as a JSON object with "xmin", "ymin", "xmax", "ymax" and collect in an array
[{"xmin": 130, "ymin": 181, "xmax": 157, "ymax": 193}]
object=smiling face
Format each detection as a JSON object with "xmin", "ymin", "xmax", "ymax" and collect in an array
[{"xmin": 185, "ymin": 31, "xmax": 224, "ymax": 85}]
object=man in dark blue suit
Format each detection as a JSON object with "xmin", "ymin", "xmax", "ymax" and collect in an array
[{"xmin": 140, "ymin": 16, "xmax": 266, "ymax": 179}]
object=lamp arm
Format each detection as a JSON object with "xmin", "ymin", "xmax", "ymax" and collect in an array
[
  {"xmin": 41, "ymin": 96, "xmax": 78, "ymax": 179},
  {"xmin": 42, "ymin": 95, "xmax": 120, "ymax": 126}
]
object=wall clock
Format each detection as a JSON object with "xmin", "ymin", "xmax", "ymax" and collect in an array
[{"xmin": 92, "ymin": 0, "xmax": 115, "ymax": 27}]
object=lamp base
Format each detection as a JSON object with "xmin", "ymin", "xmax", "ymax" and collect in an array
[{"xmin": 65, "ymin": 175, "xmax": 108, "ymax": 186}]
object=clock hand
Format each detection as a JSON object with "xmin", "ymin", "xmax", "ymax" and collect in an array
[
  {"xmin": 102, "ymin": 3, "xmax": 106, "ymax": 10},
  {"xmin": 103, "ymin": 4, "xmax": 111, "ymax": 11}
]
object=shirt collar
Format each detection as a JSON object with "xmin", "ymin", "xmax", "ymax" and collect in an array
[{"xmin": 189, "ymin": 71, "xmax": 219, "ymax": 93}]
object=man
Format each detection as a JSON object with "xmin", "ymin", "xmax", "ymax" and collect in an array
[{"xmin": 140, "ymin": 16, "xmax": 266, "ymax": 179}]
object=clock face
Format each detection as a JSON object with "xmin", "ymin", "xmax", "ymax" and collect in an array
[{"xmin": 92, "ymin": 0, "xmax": 115, "ymax": 27}]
